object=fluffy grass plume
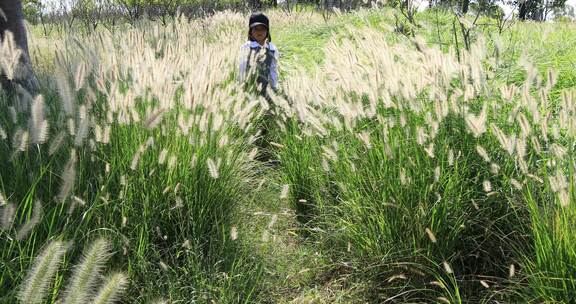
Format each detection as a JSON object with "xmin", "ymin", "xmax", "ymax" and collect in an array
[
  {"xmin": 280, "ymin": 184, "xmax": 290, "ymax": 199},
  {"xmin": 1, "ymin": 202, "xmax": 16, "ymax": 230},
  {"xmin": 61, "ymin": 238, "xmax": 112, "ymax": 304},
  {"xmin": 49, "ymin": 131, "xmax": 66, "ymax": 155},
  {"xmin": 17, "ymin": 241, "xmax": 68, "ymax": 304},
  {"xmin": 74, "ymin": 62, "xmax": 87, "ymax": 91},
  {"xmin": 16, "ymin": 200, "xmax": 43, "ymax": 240},
  {"xmin": 1, "ymin": 6, "xmax": 574, "ymax": 303},
  {"xmin": 55, "ymin": 68, "xmax": 75, "ymax": 116},
  {"xmin": 30, "ymin": 95, "xmax": 49, "ymax": 144},
  {"xmin": 465, "ymin": 104, "xmax": 488, "ymax": 137},
  {"xmin": 92, "ymin": 273, "xmax": 128, "ymax": 304},
  {"xmin": 57, "ymin": 150, "xmax": 77, "ymax": 202},
  {"xmin": 207, "ymin": 158, "xmax": 219, "ymax": 179}
]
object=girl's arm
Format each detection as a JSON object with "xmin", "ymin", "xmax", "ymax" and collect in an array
[
  {"xmin": 270, "ymin": 49, "xmax": 280, "ymax": 90},
  {"xmin": 238, "ymin": 44, "xmax": 249, "ymax": 83}
]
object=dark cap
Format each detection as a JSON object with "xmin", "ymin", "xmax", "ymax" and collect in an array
[{"xmin": 249, "ymin": 12, "xmax": 269, "ymax": 29}]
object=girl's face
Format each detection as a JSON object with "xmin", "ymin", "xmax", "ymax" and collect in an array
[{"xmin": 251, "ymin": 25, "xmax": 268, "ymax": 44}]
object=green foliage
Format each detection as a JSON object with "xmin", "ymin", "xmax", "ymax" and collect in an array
[
  {"xmin": 22, "ymin": 0, "xmax": 44, "ymax": 23},
  {"xmin": 3, "ymin": 6, "xmax": 576, "ymax": 304},
  {"xmin": 272, "ymin": 8, "xmax": 576, "ymax": 302}
]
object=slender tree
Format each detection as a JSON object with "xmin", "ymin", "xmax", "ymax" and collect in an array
[
  {"xmin": 249, "ymin": 0, "xmax": 262, "ymax": 9},
  {"xmin": 516, "ymin": 0, "xmax": 567, "ymax": 20},
  {"xmin": 462, "ymin": 0, "xmax": 470, "ymax": 12},
  {"xmin": 0, "ymin": 0, "xmax": 39, "ymax": 94}
]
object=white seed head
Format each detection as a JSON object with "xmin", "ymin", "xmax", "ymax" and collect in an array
[
  {"xmin": 465, "ymin": 104, "xmax": 488, "ymax": 137},
  {"xmin": 509, "ymin": 264, "xmax": 516, "ymax": 278},
  {"xmin": 483, "ymin": 180, "xmax": 492, "ymax": 193},
  {"xmin": 280, "ymin": 184, "xmax": 289, "ymax": 199},
  {"xmin": 1, "ymin": 203, "xmax": 16, "ymax": 230},
  {"xmin": 207, "ymin": 158, "xmax": 219, "ymax": 179},
  {"xmin": 510, "ymin": 178, "xmax": 523, "ymax": 191},
  {"xmin": 476, "ymin": 145, "xmax": 490, "ymax": 162},
  {"xmin": 158, "ymin": 149, "xmax": 168, "ymax": 165},
  {"xmin": 558, "ymin": 190, "xmax": 570, "ymax": 207},
  {"xmin": 425, "ymin": 228, "xmax": 437, "ymax": 243},
  {"xmin": 434, "ymin": 166, "xmax": 441, "ymax": 182},
  {"xmin": 443, "ymin": 261, "xmax": 453, "ymax": 274},
  {"xmin": 448, "ymin": 149, "xmax": 455, "ymax": 166},
  {"xmin": 490, "ymin": 163, "xmax": 500, "ymax": 174}
]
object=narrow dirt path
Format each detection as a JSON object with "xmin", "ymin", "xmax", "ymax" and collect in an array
[{"xmin": 235, "ymin": 17, "xmax": 369, "ymax": 303}]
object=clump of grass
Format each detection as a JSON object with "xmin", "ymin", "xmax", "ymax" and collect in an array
[
  {"xmin": 17, "ymin": 238, "xmax": 127, "ymax": 304},
  {"xmin": 1, "ymin": 10, "xmax": 268, "ymax": 303},
  {"xmin": 274, "ymin": 14, "xmax": 576, "ymax": 302},
  {"xmin": 17, "ymin": 241, "xmax": 68, "ymax": 304},
  {"xmin": 1, "ymin": 6, "xmax": 576, "ymax": 303},
  {"xmin": 61, "ymin": 238, "xmax": 112, "ymax": 304}
]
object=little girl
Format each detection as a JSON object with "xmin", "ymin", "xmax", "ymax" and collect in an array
[
  {"xmin": 239, "ymin": 12, "xmax": 279, "ymax": 96},
  {"xmin": 239, "ymin": 12, "xmax": 281, "ymax": 163}
]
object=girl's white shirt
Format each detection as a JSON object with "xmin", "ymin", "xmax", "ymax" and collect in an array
[{"xmin": 238, "ymin": 41, "xmax": 279, "ymax": 89}]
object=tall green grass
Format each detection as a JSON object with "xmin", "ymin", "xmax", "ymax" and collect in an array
[
  {"xmin": 1, "ymin": 7, "xmax": 575, "ymax": 303},
  {"xmin": 1, "ymin": 12, "xmax": 267, "ymax": 302},
  {"xmin": 272, "ymin": 9, "xmax": 576, "ymax": 302}
]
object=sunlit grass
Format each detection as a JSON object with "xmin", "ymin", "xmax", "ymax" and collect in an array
[{"xmin": 0, "ymin": 6, "xmax": 575, "ymax": 303}]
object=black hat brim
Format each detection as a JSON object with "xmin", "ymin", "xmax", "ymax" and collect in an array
[{"xmin": 250, "ymin": 22, "xmax": 268, "ymax": 28}]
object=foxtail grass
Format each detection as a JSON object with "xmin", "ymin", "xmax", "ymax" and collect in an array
[{"xmin": 17, "ymin": 241, "xmax": 68, "ymax": 304}]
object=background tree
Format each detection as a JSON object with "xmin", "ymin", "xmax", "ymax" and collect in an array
[
  {"xmin": 249, "ymin": 0, "xmax": 263, "ymax": 9},
  {"xmin": 515, "ymin": 0, "xmax": 567, "ymax": 20},
  {"xmin": 0, "ymin": 0, "xmax": 39, "ymax": 94},
  {"xmin": 552, "ymin": 2, "xmax": 575, "ymax": 19},
  {"xmin": 518, "ymin": 0, "xmax": 542, "ymax": 20},
  {"xmin": 21, "ymin": 0, "xmax": 44, "ymax": 24}
]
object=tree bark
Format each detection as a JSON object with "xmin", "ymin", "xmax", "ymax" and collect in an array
[
  {"xmin": 249, "ymin": 0, "xmax": 262, "ymax": 10},
  {"xmin": 518, "ymin": 0, "xmax": 547, "ymax": 21},
  {"xmin": 519, "ymin": 0, "xmax": 528, "ymax": 20},
  {"xmin": 0, "ymin": 0, "xmax": 39, "ymax": 95},
  {"xmin": 461, "ymin": 0, "xmax": 470, "ymax": 13}
]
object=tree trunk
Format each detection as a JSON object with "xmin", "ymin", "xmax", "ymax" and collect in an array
[
  {"xmin": 536, "ymin": 0, "xmax": 545, "ymax": 21},
  {"xmin": 249, "ymin": 0, "xmax": 262, "ymax": 10},
  {"xmin": 519, "ymin": 0, "xmax": 528, "ymax": 20},
  {"xmin": 0, "ymin": 0, "xmax": 39, "ymax": 95},
  {"xmin": 461, "ymin": 0, "xmax": 470, "ymax": 13}
]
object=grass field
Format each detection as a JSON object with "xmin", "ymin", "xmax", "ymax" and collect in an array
[{"xmin": 1, "ymin": 6, "xmax": 575, "ymax": 303}]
